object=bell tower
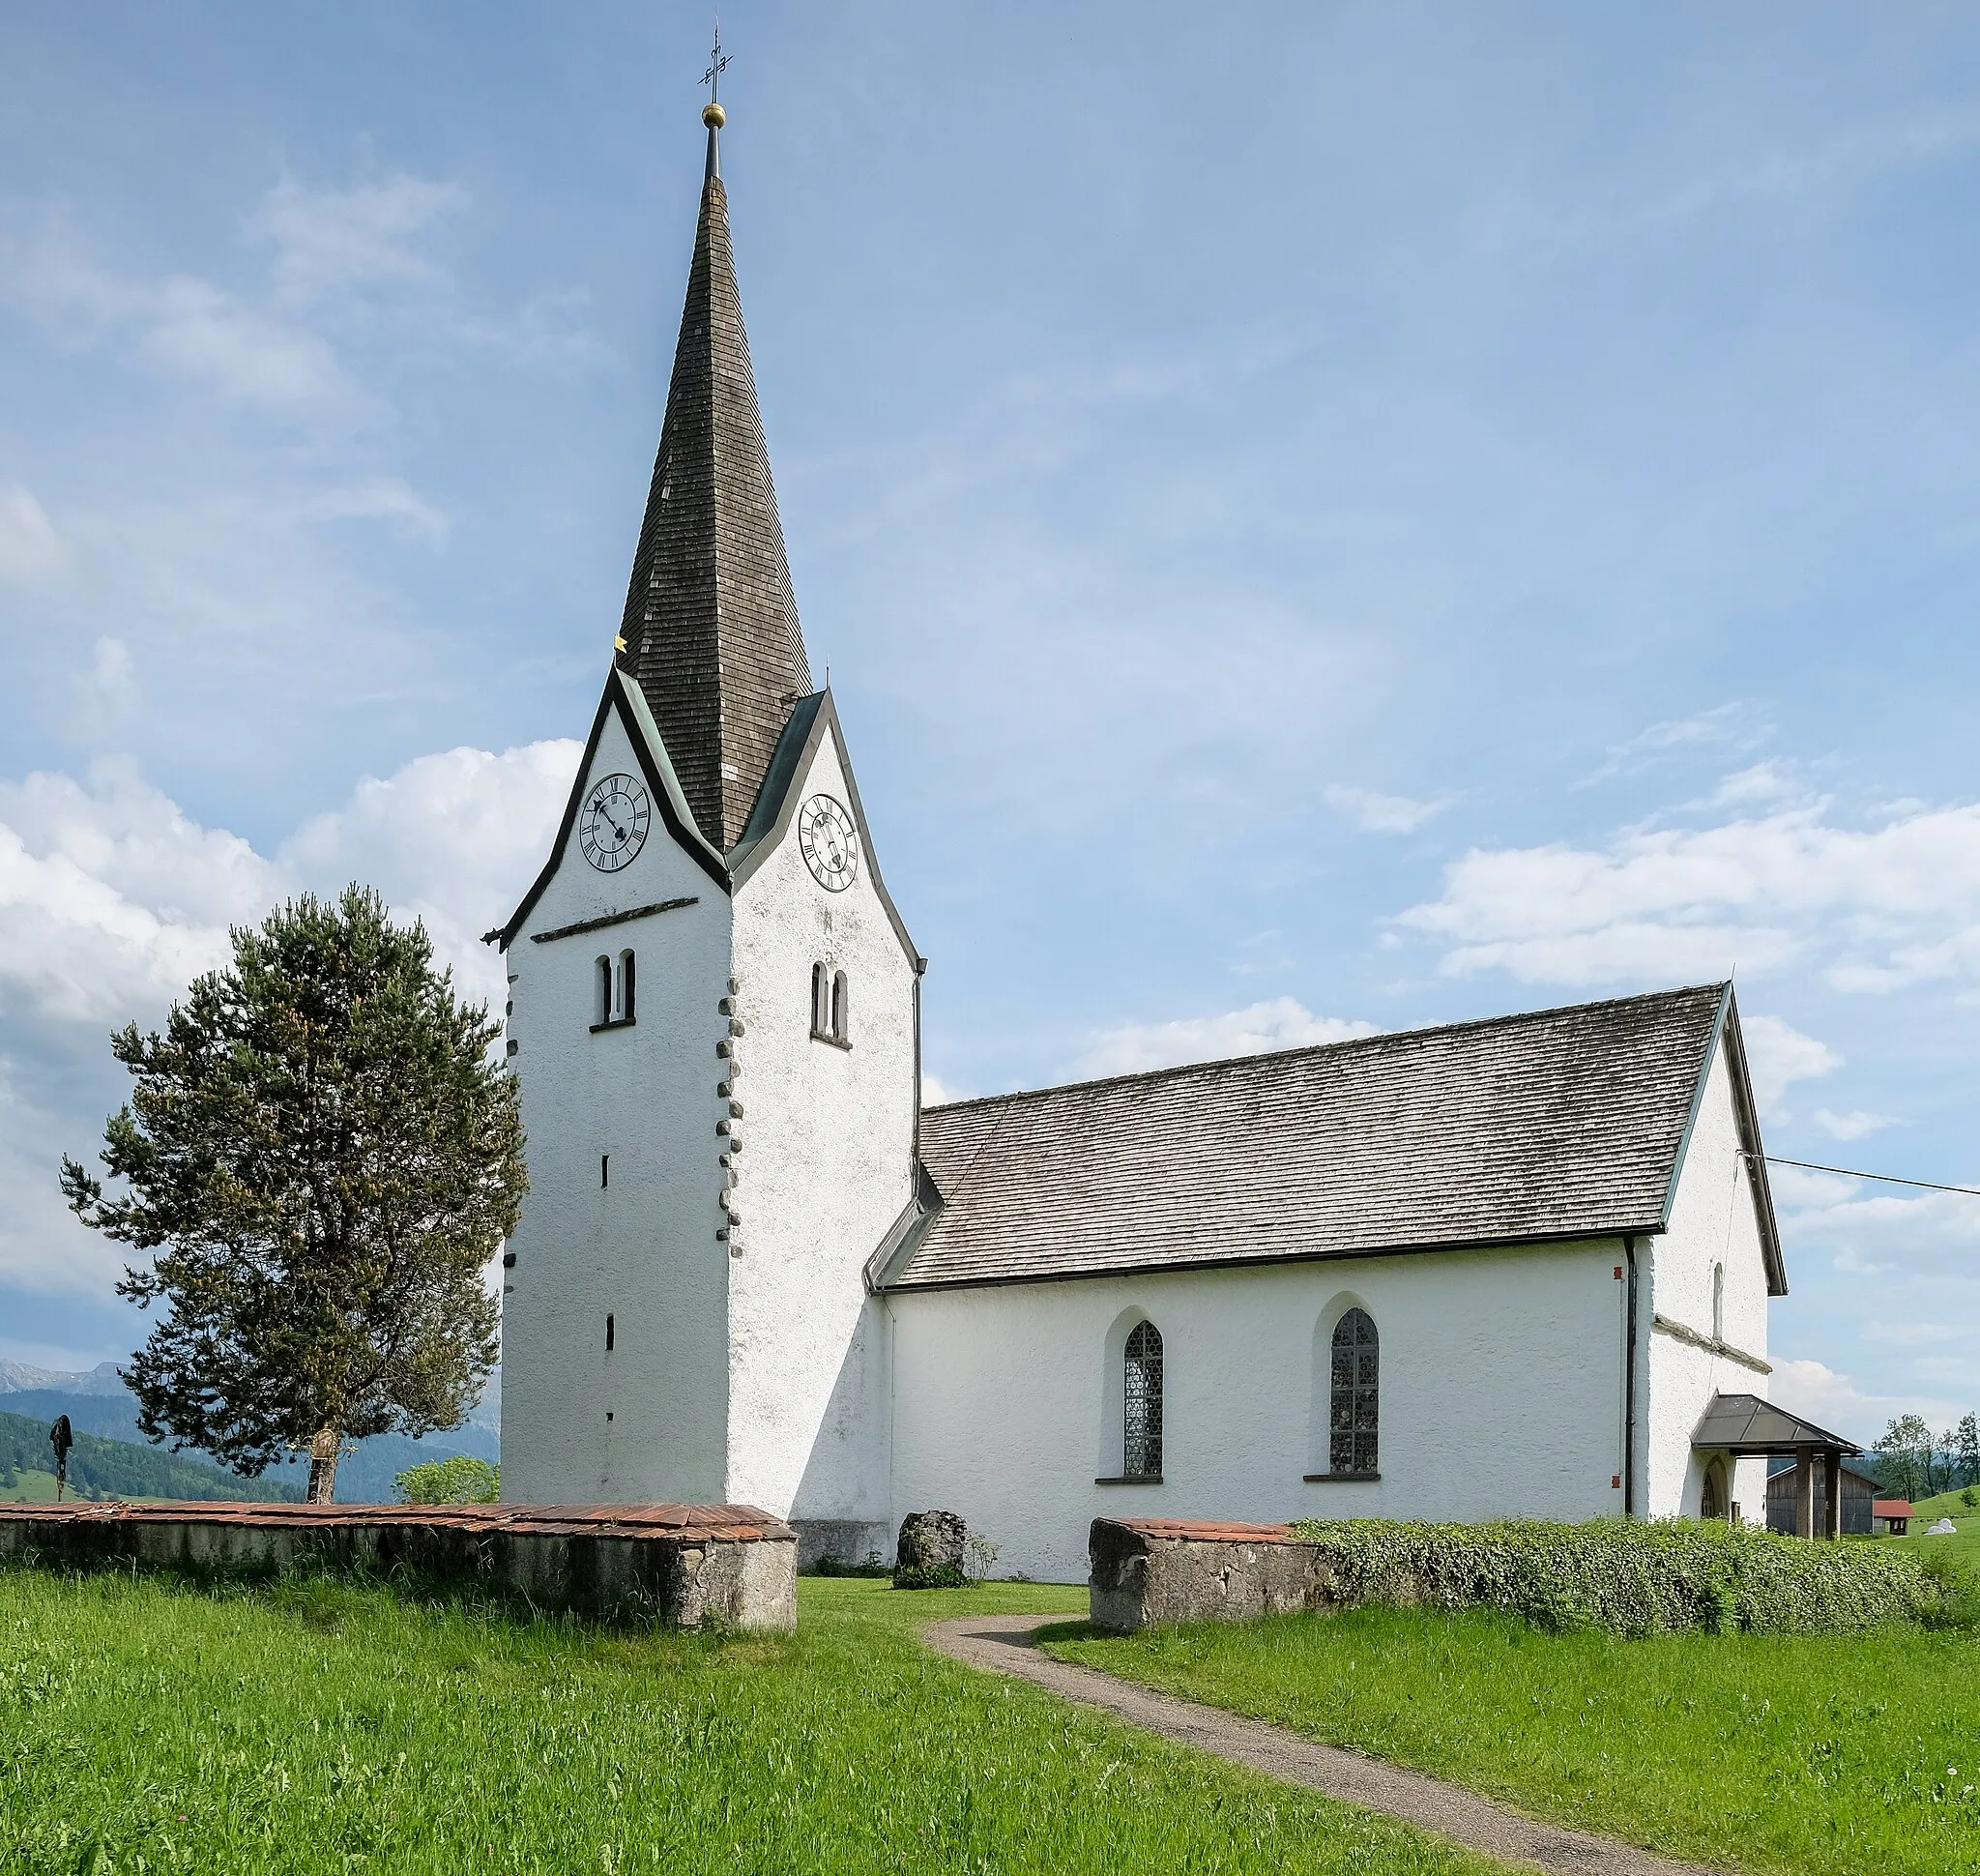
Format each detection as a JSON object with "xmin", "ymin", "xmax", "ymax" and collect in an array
[{"xmin": 492, "ymin": 86, "xmax": 920, "ymax": 1561}]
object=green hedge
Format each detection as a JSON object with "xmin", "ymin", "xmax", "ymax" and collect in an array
[{"xmin": 1281, "ymin": 1516, "xmax": 1943, "ymax": 1637}]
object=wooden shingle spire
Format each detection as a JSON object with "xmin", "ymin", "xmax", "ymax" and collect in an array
[{"xmin": 617, "ymin": 97, "xmax": 812, "ymax": 852}]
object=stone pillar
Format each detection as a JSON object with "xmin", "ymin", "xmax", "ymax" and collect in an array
[
  {"xmin": 1794, "ymin": 1445, "xmax": 1815, "ymax": 1539},
  {"xmin": 1823, "ymin": 1449, "xmax": 1842, "ymax": 1541}
]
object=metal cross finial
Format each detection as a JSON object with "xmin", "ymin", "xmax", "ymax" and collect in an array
[{"xmin": 703, "ymin": 21, "xmax": 730, "ymax": 104}]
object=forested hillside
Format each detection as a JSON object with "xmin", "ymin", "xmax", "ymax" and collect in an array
[{"xmin": 0, "ymin": 1410, "xmax": 302, "ymax": 1503}]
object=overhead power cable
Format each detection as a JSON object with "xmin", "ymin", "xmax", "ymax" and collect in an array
[{"xmin": 1763, "ymin": 1156, "xmax": 1980, "ymax": 1200}]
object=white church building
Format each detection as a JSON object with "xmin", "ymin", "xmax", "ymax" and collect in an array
[{"xmin": 493, "ymin": 104, "xmax": 1809, "ymax": 1583}]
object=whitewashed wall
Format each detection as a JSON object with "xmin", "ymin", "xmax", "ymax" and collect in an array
[
  {"xmin": 501, "ymin": 702, "xmax": 736, "ymax": 1504},
  {"xmin": 728, "ymin": 721, "xmax": 918, "ymax": 1555},
  {"xmin": 888, "ymin": 1241, "xmax": 1631, "ymax": 1585},
  {"xmin": 1644, "ymin": 1038, "xmax": 1774, "ymax": 1522}
]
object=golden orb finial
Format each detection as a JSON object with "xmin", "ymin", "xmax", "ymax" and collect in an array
[{"xmin": 702, "ymin": 101, "xmax": 726, "ymax": 129}]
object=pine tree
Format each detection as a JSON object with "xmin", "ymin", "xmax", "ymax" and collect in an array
[
  {"xmin": 61, "ymin": 887, "xmax": 526, "ymax": 1501},
  {"xmin": 1956, "ymin": 1410, "xmax": 1980, "ymax": 1490}
]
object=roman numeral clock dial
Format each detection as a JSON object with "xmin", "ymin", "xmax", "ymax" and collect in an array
[
  {"xmin": 578, "ymin": 774, "xmax": 651, "ymax": 872},
  {"xmin": 798, "ymin": 794, "xmax": 859, "ymax": 892}
]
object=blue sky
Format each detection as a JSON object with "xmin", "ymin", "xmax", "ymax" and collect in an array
[{"xmin": 3, "ymin": 2, "xmax": 1978, "ymax": 1443}]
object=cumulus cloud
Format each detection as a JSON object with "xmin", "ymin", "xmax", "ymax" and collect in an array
[
  {"xmin": 1737, "ymin": 1012, "xmax": 1839, "ymax": 1122},
  {"xmin": 920, "ymin": 1070, "xmax": 969, "ymax": 1107},
  {"xmin": 0, "ymin": 483, "xmax": 65, "ymax": 580},
  {"xmin": 0, "ymin": 741, "xmax": 580, "ymax": 1297},
  {"xmin": 1397, "ymin": 797, "xmax": 1980, "ymax": 990},
  {"xmin": 1323, "ymin": 783, "xmax": 1453, "ymax": 835},
  {"xmin": 1577, "ymin": 704, "xmax": 1758, "ymax": 787},
  {"xmin": 1768, "ymin": 1357, "xmax": 1966, "ymax": 1447},
  {"xmin": 1077, "ymin": 997, "xmax": 1378, "ymax": 1078}
]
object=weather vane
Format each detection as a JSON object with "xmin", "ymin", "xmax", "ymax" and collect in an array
[{"xmin": 703, "ymin": 21, "xmax": 730, "ymax": 106}]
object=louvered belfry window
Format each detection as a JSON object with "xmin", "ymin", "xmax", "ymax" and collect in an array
[
  {"xmin": 1329, "ymin": 1308, "xmax": 1379, "ymax": 1475},
  {"xmin": 1122, "ymin": 1320, "xmax": 1164, "ymax": 1479}
]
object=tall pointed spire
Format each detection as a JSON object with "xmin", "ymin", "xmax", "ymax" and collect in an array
[{"xmin": 618, "ymin": 85, "xmax": 812, "ymax": 852}]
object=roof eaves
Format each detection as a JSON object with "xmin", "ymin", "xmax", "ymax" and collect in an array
[
  {"xmin": 880, "ymin": 1223, "xmax": 1660, "ymax": 1294},
  {"xmin": 485, "ymin": 666, "xmax": 729, "ymax": 950},
  {"xmin": 726, "ymin": 688, "xmax": 922, "ymax": 971}
]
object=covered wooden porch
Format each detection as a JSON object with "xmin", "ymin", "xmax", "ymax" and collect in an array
[{"xmin": 1692, "ymin": 1392, "xmax": 1861, "ymax": 1540}]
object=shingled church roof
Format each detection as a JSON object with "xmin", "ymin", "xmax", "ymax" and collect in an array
[
  {"xmin": 617, "ymin": 109, "xmax": 811, "ymax": 852},
  {"xmin": 879, "ymin": 982, "xmax": 1786, "ymax": 1293}
]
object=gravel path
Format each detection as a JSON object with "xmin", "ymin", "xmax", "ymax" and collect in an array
[{"xmin": 921, "ymin": 1613, "xmax": 1726, "ymax": 1876}]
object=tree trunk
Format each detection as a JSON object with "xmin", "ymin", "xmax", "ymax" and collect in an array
[{"xmin": 306, "ymin": 1427, "xmax": 340, "ymax": 1504}]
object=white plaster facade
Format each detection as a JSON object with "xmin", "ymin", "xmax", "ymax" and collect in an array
[{"xmin": 500, "ymin": 678, "xmax": 918, "ymax": 1557}]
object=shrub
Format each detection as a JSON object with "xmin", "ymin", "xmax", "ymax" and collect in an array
[
  {"xmin": 1280, "ymin": 1516, "xmax": 1944, "ymax": 1637},
  {"xmin": 808, "ymin": 1551, "xmax": 890, "ymax": 1578},
  {"xmin": 891, "ymin": 1564, "xmax": 966, "ymax": 1591},
  {"xmin": 394, "ymin": 1454, "xmax": 500, "ymax": 1505}
]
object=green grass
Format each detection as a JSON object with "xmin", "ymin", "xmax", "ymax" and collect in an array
[
  {"xmin": 0, "ymin": 1568, "xmax": 1497, "ymax": 1876},
  {"xmin": 1047, "ymin": 1602, "xmax": 1980, "ymax": 1876}
]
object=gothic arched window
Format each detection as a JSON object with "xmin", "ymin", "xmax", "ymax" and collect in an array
[
  {"xmin": 830, "ymin": 970, "xmax": 849, "ymax": 1042},
  {"xmin": 1122, "ymin": 1320, "xmax": 1164, "ymax": 1479},
  {"xmin": 618, "ymin": 950, "xmax": 636, "ymax": 1024},
  {"xmin": 1329, "ymin": 1308, "xmax": 1379, "ymax": 1476}
]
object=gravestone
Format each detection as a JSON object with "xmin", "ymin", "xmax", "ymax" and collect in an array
[{"xmin": 895, "ymin": 1510, "xmax": 967, "ymax": 1585}]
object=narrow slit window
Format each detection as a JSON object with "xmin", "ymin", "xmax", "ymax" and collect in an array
[
  {"xmin": 1329, "ymin": 1308, "xmax": 1379, "ymax": 1476},
  {"xmin": 810, "ymin": 961, "xmax": 829, "ymax": 1037},
  {"xmin": 619, "ymin": 950, "xmax": 636, "ymax": 1023},
  {"xmin": 830, "ymin": 970, "xmax": 849, "ymax": 1042},
  {"xmin": 601, "ymin": 1153, "xmax": 609, "ymax": 1187},
  {"xmin": 597, "ymin": 954, "xmax": 613, "ymax": 1026},
  {"xmin": 1122, "ymin": 1320, "xmax": 1164, "ymax": 1479},
  {"xmin": 605, "ymin": 1313, "xmax": 615, "ymax": 1352}
]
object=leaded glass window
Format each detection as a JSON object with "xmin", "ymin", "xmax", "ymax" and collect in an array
[
  {"xmin": 1329, "ymin": 1308, "xmax": 1378, "ymax": 1476},
  {"xmin": 1122, "ymin": 1320, "xmax": 1164, "ymax": 1478}
]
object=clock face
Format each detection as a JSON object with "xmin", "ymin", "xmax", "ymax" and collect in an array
[
  {"xmin": 798, "ymin": 794, "xmax": 859, "ymax": 892},
  {"xmin": 578, "ymin": 774, "xmax": 652, "ymax": 872}
]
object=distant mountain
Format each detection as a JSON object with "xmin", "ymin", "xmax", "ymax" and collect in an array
[
  {"xmin": 0, "ymin": 1360, "xmax": 132, "ymax": 1396},
  {"xmin": 0, "ymin": 1363, "xmax": 500, "ymax": 1503}
]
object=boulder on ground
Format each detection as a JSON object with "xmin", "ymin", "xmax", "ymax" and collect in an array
[{"xmin": 894, "ymin": 1510, "xmax": 968, "ymax": 1587}]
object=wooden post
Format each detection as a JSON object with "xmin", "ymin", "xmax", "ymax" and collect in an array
[
  {"xmin": 1823, "ymin": 1449, "xmax": 1842, "ymax": 1540},
  {"xmin": 1794, "ymin": 1444, "xmax": 1815, "ymax": 1539}
]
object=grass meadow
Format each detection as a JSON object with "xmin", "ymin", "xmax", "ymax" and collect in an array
[
  {"xmin": 0, "ymin": 1568, "xmax": 1495, "ymax": 1876},
  {"xmin": 1048, "ymin": 1598, "xmax": 1980, "ymax": 1876}
]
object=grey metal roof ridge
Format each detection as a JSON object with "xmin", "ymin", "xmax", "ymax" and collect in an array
[{"xmin": 918, "ymin": 980, "xmax": 1731, "ymax": 1116}]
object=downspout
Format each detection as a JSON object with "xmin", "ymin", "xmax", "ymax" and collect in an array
[{"xmin": 1622, "ymin": 1234, "xmax": 1640, "ymax": 1518}]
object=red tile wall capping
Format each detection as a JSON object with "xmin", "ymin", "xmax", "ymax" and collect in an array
[
  {"xmin": 1111, "ymin": 1518, "xmax": 1297, "ymax": 1545},
  {"xmin": 899, "ymin": 983, "xmax": 1733, "ymax": 1289},
  {"xmin": 0, "ymin": 1503, "xmax": 792, "ymax": 1541}
]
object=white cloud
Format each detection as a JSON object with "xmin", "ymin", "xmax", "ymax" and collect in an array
[
  {"xmin": 141, "ymin": 273, "xmax": 346, "ymax": 405},
  {"xmin": 1769, "ymin": 1357, "xmax": 1965, "ymax": 1448},
  {"xmin": 1737, "ymin": 1012, "xmax": 1839, "ymax": 1122},
  {"xmin": 1398, "ymin": 798, "xmax": 1980, "ymax": 989},
  {"xmin": 299, "ymin": 479, "xmax": 449, "ymax": 544},
  {"xmin": 0, "ymin": 741, "xmax": 580, "ymax": 1297},
  {"xmin": 248, "ymin": 174, "xmax": 468, "ymax": 305},
  {"xmin": 1323, "ymin": 783, "xmax": 1453, "ymax": 835},
  {"xmin": 1077, "ymin": 997, "xmax": 1378, "ymax": 1078},
  {"xmin": 1813, "ymin": 1107, "xmax": 1900, "ymax": 1141},
  {"xmin": 1577, "ymin": 704, "xmax": 1755, "ymax": 787},
  {"xmin": 0, "ymin": 483, "xmax": 65, "ymax": 580},
  {"xmin": 920, "ymin": 1069, "xmax": 969, "ymax": 1107}
]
